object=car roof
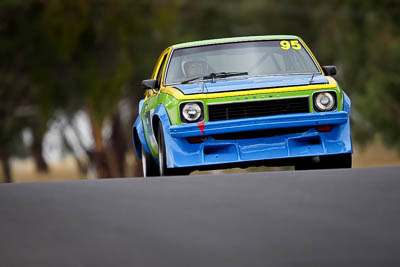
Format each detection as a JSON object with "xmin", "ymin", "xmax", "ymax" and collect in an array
[{"xmin": 171, "ymin": 35, "xmax": 300, "ymax": 49}]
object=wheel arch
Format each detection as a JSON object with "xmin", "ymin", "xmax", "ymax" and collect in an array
[
  {"xmin": 132, "ymin": 115, "xmax": 150, "ymax": 159},
  {"xmin": 151, "ymin": 103, "xmax": 171, "ymax": 143},
  {"xmin": 151, "ymin": 104, "xmax": 175, "ymax": 168},
  {"xmin": 343, "ymin": 91, "xmax": 351, "ymax": 112}
]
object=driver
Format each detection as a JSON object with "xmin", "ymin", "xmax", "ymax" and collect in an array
[{"xmin": 182, "ymin": 58, "xmax": 208, "ymax": 78}]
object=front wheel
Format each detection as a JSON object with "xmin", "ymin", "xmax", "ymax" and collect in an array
[
  {"xmin": 325, "ymin": 153, "xmax": 352, "ymax": 169},
  {"xmin": 157, "ymin": 121, "xmax": 191, "ymax": 176},
  {"xmin": 295, "ymin": 153, "xmax": 352, "ymax": 170},
  {"xmin": 158, "ymin": 121, "xmax": 173, "ymax": 176},
  {"xmin": 141, "ymin": 146, "xmax": 159, "ymax": 177}
]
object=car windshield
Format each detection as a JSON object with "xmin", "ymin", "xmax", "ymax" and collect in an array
[{"xmin": 165, "ymin": 40, "xmax": 320, "ymax": 85}]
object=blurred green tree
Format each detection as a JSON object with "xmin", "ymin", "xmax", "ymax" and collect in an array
[{"xmin": 1, "ymin": 0, "xmax": 399, "ymax": 181}]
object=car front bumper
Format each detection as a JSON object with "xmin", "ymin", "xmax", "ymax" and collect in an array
[{"xmin": 163, "ymin": 111, "xmax": 353, "ymax": 169}]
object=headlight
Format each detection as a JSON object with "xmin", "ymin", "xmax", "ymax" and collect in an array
[
  {"xmin": 313, "ymin": 92, "xmax": 337, "ymax": 112},
  {"xmin": 180, "ymin": 102, "xmax": 204, "ymax": 123}
]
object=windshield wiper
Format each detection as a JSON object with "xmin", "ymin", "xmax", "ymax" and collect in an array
[
  {"xmin": 181, "ymin": 71, "xmax": 248, "ymax": 84},
  {"xmin": 204, "ymin": 72, "xmax": 248, "ymax": 80},
  {"xmin": 180, "ymin": 75, "xmax": 205, "ymax": 84}
]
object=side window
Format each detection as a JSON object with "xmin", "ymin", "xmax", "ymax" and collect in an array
[{"xmin": 156, "ymin": 55, "xmax": 167, "ymax": 89}]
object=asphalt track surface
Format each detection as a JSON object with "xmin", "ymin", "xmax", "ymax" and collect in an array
[{"xmin": 0, "ymin": 167, "xmax": 400, "ymax": 267}]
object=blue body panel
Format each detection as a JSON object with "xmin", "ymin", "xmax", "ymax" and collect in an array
[
  {"xmin": 159, "ymin": 93, "xmax": 352, "ymax": 168},
  {"xmin": 133, "ymin": 91, "xmax": 352, "ymax": 170},
  {"xmin": 173, "ymin": 75, "xmax": 329, "ymax": 95}
]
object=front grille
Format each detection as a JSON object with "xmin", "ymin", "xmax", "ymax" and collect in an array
[
  {"xmin": 208, "ymin": 97, "xmax": 309, "ymax": 121},
  {"xmin": 211, "ymin": 127, "xmax": 311, "ymax": 140}
]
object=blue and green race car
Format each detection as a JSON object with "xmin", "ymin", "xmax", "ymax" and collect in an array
[{"xmin": 132, "ymin": 35, "xmax": 352, "ymax": 176}]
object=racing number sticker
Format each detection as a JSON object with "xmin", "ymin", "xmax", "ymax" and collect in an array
[{"xmin": 280, "ymin": 40, "xmax": 301, "ymax": 50}]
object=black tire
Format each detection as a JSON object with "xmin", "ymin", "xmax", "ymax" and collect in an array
[
  {"xmin": 295, "ymin": 153, "xmax": 352, "ymax": 170},
  {"xmin": 323, "ymin": 153, "xmax": 352, "ymax": 169},
  {"xmin": 157, "ymin": 121, "xmax": 191, "ymax": 176},
  {"xmin": 158, "ymin": 121, "xmax": 173, "ymax": 176},
  {"xmin": 141, "ymin": 145, "xmax": 159, "ymax": 177},
  {"xmin": 294, "ymin": 158, "xmax": 315, "ymax": 171}
]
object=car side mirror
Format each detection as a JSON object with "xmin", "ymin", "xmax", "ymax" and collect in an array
[
  {"xmin": 142, "ymin": 79, "xmax": 158, "ymax": 90},
  {"xmin": 322, "ymin": 66, "xmax": 337, "ymax": 76}
]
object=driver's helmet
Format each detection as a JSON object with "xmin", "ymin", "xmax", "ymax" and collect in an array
[{"xmin": 181, "ymin": 57, "xmax": 208, "ymax": 78}]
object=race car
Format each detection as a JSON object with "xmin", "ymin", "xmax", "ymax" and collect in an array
[{"xmin": 132, "ymin": 35, "xmax": 353, "ymax": 176}]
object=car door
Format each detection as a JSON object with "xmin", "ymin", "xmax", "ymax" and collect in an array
[{"xmin": 142, "ymin": 51, "xmax": 169, "ymax": 156}]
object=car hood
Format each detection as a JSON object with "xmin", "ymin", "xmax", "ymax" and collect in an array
[{"xmin": 171, "ymin": 74, "xmax": 329, "ymax": 95}]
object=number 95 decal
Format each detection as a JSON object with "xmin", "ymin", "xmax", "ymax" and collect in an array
[{"xmin": 280, "ymin": 40, "xmax": 301, "ymax": 50}]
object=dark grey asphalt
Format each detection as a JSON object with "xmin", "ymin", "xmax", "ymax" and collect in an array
[{"xmin": 0, "ymin": 167, "xmax": 400, "ymax": 267}]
